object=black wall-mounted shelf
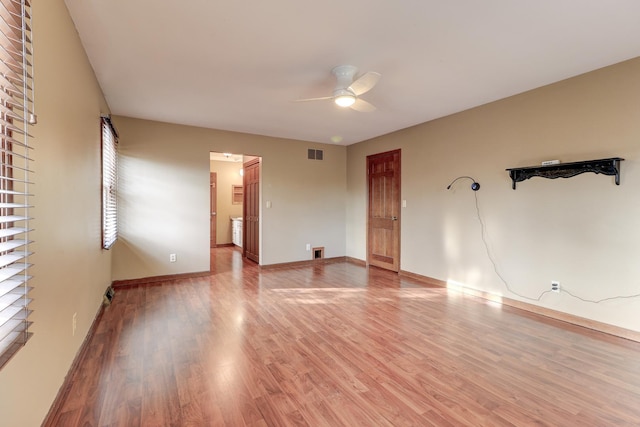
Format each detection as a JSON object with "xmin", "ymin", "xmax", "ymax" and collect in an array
[{"xmin": 506, "ymin": 157, "xmax": 624, "ymax": 190}]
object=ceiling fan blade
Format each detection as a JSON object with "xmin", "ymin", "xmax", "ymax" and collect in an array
[
  {"xmin": 349, "ymin": 71, "xmax": 381, "ymax": 96},
  {"xmin": 294, "ymin": 96, "xmax": 333, "ymax": 102},
  {"xmin": 350, "ymin": 98, "xmax": 376, "ymax": 113}
]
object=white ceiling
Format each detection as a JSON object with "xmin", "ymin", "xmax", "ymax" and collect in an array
[{"xmin": 63, "ymin": 0, "xmax": 640, "ymax": 146}]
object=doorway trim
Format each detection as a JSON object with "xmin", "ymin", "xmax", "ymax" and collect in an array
[{"xmin": 210, "ymin": 172, "xmax": 217, "ymax": 248}]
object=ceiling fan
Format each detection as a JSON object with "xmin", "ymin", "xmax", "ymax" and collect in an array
[{"xmin": 296, "ymin": 65, "xmax": 381, "ymax": 112}]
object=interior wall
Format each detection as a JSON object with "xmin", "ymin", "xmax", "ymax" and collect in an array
[
  {"xmin": 347, "ymin": 57, "xmax": 640, "ymax": 333},
  {"xmin": 112, "ymin": 116, "xmax": 347, "ymax": 279},
  {"xmin": 0, "ymin": 0, "xmax": 113, "ymax": 425},
  {"xmin": 210, "ymin": 159, "xmax": 243, "ymax": 245}
]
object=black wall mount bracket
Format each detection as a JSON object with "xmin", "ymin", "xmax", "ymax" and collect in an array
[{"xmin": 506, "ymin": 157, "xmax": 624, "ymax": 190}]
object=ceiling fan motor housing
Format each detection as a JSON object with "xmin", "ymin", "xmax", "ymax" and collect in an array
[
  {"xmin": 332, "ymin": 65, "xmax": 358, "ymax": 89},
  {"xmin": 333, "ymin": 87, "xmax": 356, "ymax": 98}
]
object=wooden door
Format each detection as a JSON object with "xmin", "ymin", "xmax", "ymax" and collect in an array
[
  {"xmin": 243, "ymin": 158, "xmax": 260, "ymax": 263},
  {"xmin": 210, "ymin": 172, "xmax": 217, "ymax": 248},
  {"xmin": 367, "ymin": 150, "xmax": 401, "ymax": 271}
]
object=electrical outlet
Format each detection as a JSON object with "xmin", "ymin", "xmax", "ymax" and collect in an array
[
  {"xmin": 305, "ymin": 244, "xmax": 311, "ymax": 251},
  {"xmin": 551, "ymin": 281, "xmax": 560, "ymax": 293},
  {"xmin": 170, "ymin": 253, "xmax": 177, "ymax": 262},
  {"xmin": 72, "ymin": 312, "xmax": 77, "ymax": 336}
]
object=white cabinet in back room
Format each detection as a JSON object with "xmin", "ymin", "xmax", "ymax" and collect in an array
[{"xmin": 231, "ymin": 217, "xmax": 243, "ymax": 247}]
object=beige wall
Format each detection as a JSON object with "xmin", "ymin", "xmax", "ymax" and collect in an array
[
  {"xmin": 111, "ymin": 116, "xmax": 347, "ymax": 279},
  {"xmin": 347, "ymin": 57, "xmax": 640, "ymax": 332},
  {"xmin": 210, "ymin": 159, "xmax": 244, "ymax": 245},
  {"xmin": 0, "ymin": 0, "xmax": 113, "ymax": 425}
]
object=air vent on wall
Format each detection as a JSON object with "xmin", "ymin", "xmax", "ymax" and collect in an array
[{"xmin": 308, "ymin": 149, "xmax": 324, "ymax": 160}]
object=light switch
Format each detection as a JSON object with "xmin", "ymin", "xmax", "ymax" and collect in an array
[
  {"xmin": 402, "ymin": 200, "xmax": 407, "ymax": 208},
  {"xmin": 266, "ymin": 200, "xmax": 272, "ymax": 208}
]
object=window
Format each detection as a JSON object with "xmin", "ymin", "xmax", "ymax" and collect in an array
[
  {"xmin": 101, "ymin": 117, "xmax": 118, "ymax": 249},
  {"xmin": 0, "ymin": 0, "xmax": 36, "ymax": 370}
]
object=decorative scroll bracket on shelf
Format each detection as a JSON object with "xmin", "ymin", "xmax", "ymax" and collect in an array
[{"xmin": 506, "ymin": 157, "xmax": 624, "ymax": 190}]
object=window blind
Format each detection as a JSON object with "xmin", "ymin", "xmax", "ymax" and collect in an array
[
  {"xmin": 0, "ymin": 0, "xmax": 35, "ymax": 370},
  {"xmin": 101, "ymin": 117, "xmax": 117, "ymax": 249}
]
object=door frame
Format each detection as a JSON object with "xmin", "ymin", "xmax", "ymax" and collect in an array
[{"xmin": 210, "ymin": 172, "xmax": 217, "ymax": 248}]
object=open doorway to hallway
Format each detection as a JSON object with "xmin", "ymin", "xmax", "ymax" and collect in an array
[{"xmin": 210, "ymin": 152, "xmax": 261, "ymax": 267}]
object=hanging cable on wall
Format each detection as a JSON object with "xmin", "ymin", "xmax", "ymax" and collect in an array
[
  {"xmin": 447, "ymin": 177, "xmax": 640, "ymax": 303},
  {"xmin": 446, "ymin": 176, "xmax": 480, "ymax": 191},
  {"xmin": 448, "ymin": 176, "xmax": 550, "ymax": 301}
]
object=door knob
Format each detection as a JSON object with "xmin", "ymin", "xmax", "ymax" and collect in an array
[{"xmin": 391, "ymin": 216, "xmax": 398, "ymax": 220}]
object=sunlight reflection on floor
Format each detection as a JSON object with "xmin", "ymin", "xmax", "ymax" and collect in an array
[
  {"xmin": 447, "ymin": 278, "xmax": 503, "ymax": 307},
  {"xmin": 270, "ymin": 287, "xmax": 446, "ymax": 305}
]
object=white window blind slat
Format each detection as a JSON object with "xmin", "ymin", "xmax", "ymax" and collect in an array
[
  {"xmin": 0, "ymin": 291, "xmax": 22, "ymax": 311},
  {"xmin": 0, "ymin": 238, "xmax": 28, "ymax": 251},
  {"xmin": 0, "ymin": 132, "xmax": 33, "ymax": 148},
  {"xmin": 0, "ymin": 226, "xmax": 29, "ymax": 238},
  {"xmin": 1, "ymin": 162, "xmax": 34, "ymax": 173},
  {"xmin": 0, "ymin": 202, "xmax": 30, "ymax": 208},
  {"xmin": 0, "ymin": 188, "xmax": 32, "ymax": 196},
  {"xmin": 0, "ymin": 215, "xmax": 30, "ymax": 223},
  {"xmin": 0, "ymin": 325, "xmax": 32, "ymax": 368},
  {"xmin": 0, "ymin": 251, "xmax": 32, "ymax": 268},
  {"xmin": 0, "ymin": 304, "xmax": 32, "ymax": 335},
  {"xmin": 0, "ymin": 318, "xmax": 30, "ymax": 342},
  {"xmin": 0, "ymin": 176, "xmax": 33, "ymax": 186},
  {"xmin": 0, "ymin": 0, "xmax": 35, "ymax": 370},
  {"xmin": 0, "ymin": 78, "xmax": 25, "ymax": 104},
  {"xmin": 0, "ymin": 263, "xmax": 29, "ymax": 282},
  {"xmin": 0, "ymin": 138, "xmax": 32, "ymax": 153},
  {"xmin": 0, "ymin": 275, "xmax": 29, "ymax": 293},
  {"xmin": 0, "ymin": 322, "xmax": 31, "ymax": 358}
]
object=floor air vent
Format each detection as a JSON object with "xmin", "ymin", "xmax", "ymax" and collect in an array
[{"xmin": 103, "ymin": 286, "xmax": 115, "ymax": 306}]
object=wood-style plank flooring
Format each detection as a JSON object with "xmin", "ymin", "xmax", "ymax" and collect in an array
[{"xmin": 46, "ymin": 247, "xmax": 640, "ymax": 426}]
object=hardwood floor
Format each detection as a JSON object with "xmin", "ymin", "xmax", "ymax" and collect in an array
[{"xmin": 46, "ymin": 247, "xmax": 640, "ymax": 426}]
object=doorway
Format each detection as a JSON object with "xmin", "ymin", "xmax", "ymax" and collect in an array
[
  {"xmin": 367, "ymin": 149, "xmax": 401, "ymax": 272},
  {"xmin": 209, "ymin": 152, "xmax": 261, "ymax": 265},
  {"xmin": 209, "ymin": 152, "xmax": 244, "ymax": 252}
]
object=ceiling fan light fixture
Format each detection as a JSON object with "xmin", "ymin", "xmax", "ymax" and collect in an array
[
  {"xmin": 334, "ymin": 93, "xmax": 356, "ymax": 107},
  {"xmin": 333, "ymin": 88, "xmax": 356, "ymax": 107}
]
